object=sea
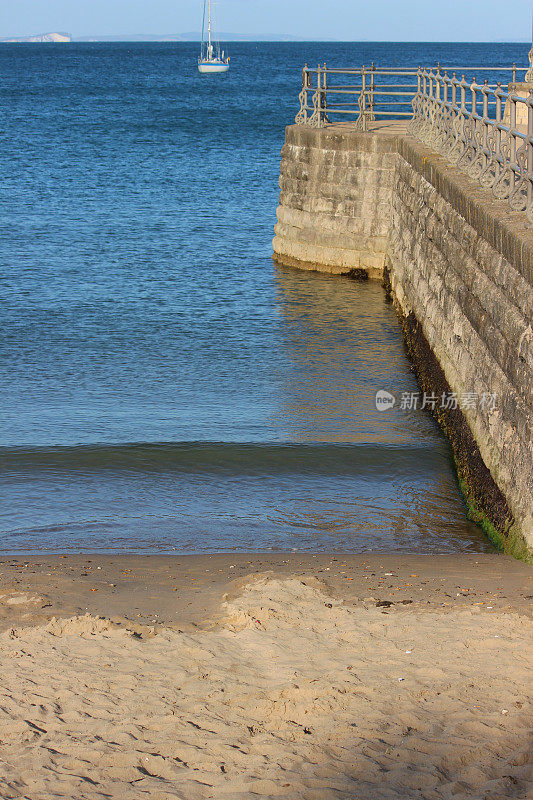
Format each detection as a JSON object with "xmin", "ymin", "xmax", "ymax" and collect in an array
[{"xmin": 1, "ymin": 41, "xmax": 529, "ymax": 554}]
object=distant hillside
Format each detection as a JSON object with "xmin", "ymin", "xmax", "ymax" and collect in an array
[
  {"xmin": 0, "ymin": 32, "xmax": 71, "ymax": 43},
  {"xmin": 74, "ymin": 33, "xmax": 301, "ymax": 42},
  {"xmin": 0, "ymin": 31, "xmax": 329, "ymax": 44}
]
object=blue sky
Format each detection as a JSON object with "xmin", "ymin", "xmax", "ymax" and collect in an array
[{"xmin": 1, "ymin": 0, "xmax": 532, "ymax": 41}]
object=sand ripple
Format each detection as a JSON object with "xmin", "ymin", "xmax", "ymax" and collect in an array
[{"xmin": 0, "ymin": 575, "xmax": 531, "ymax": 799}]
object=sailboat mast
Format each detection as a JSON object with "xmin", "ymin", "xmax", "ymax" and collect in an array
[{"xmin": 198, "ymin": 0, "xmax": 228, "ymax": 71}]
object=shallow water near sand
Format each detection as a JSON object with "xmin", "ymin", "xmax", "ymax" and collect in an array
[{"xmin": 2, "ymin": 41, "xmax": 528, "ymax": 554}]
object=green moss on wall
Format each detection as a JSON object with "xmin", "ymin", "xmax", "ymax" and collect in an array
[{"xmin": 384, "ymin": 272, "xmax": 531, "ymax": 563}]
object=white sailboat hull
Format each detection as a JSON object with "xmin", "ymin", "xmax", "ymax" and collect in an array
[{"xmin": 198, "ymin": 61, "xmax": 229, "ymax": 74}]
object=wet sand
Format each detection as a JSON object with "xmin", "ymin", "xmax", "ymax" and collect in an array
[
  {"xmin": 1, "ymin": 552, "xmax": 531, "ymax": 633},
  {"xmin": 0, "ymin": 553, "xmax": 531, "ymax": 799}
]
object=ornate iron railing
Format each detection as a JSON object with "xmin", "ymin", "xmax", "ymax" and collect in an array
[
  {"xmin": 410, "ymin": 69, "xmax": 533, "ymax": 224},
  {"xmin": 294, "ymin": 62, "xmax": 532, "ymax": 222}
]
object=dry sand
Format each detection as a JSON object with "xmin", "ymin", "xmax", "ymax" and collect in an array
[{"xmin": 0, "ymin": 554, "xmax": 531, "ymax": 799}]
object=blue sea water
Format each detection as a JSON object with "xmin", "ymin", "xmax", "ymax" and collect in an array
[{"xmin": 1, "ymin": 42, "xmax": 528, "ymax": 554}]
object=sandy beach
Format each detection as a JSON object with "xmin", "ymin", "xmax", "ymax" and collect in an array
[{"xmin": 0, "ymin": 553, "xmax": 531, "ymax": 799}]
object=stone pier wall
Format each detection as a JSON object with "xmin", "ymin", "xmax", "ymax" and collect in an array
[
  {"xmin": 273, "ymin": 124, "xmax": 533, "ymax": 560},
  {"xmin": 273, "ymin": 125, "xmax": 399, "ymax": 278}
]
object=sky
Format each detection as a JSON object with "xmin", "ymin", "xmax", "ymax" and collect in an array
[{"xmin": 1, "ymin": 0, "xmax": 532, "ymax": 41}]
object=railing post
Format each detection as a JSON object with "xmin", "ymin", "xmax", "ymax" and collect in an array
[
  {"xmin": 370, "ymin": 62, "xmax": 375, "ymax": 123},
  {"xmin": 471, "ymin": 77, "xmax": 477, "ymax": 117},
  {"xmin": 322, "ymin": 61, "xmax": 327, "ymax": 124},
  {"xmin": 470, "ymin": 77, "xmax": 479, "ymax": 162},
  {"xmin": 361, "ymin": 65, "xmax": 367, "ymax": 131},
  {"xmin": 412, "ymin": 66, "xmax": 422, "ymax": 124},
  {"xmin": 495, "ymin": 81, "xmax": 503, "ymax": 167},
  {"xmin": 526, "ymin": 89, "xmax": 533, "ymax": 217},
  {"xmin": 495, "ymin": 81, "xmax": 502, "ymax": 124},
  {"xmin": 482, "ymin": 80, "xmax": 489, "ymax": 120},
  {"xmin": 509, "ymin": 91, "xmax": 517, "ymax": 195},
  {"xmin": 481, "ymin": 80, "xmax": 490, "ymax": 170},
  {"xmin": 295, "ymin": 62, "xmax": 309, "ymax": 124},
  {"xmin": 451, "ymin": 72, "xmax": 457, "ymax": 110},
  {"xmin": 303, "ymin": 62, "xmax": 309, "ymax": 111},
  {"xmin": 316, "ymin": 64, "xmax": 322, "ymax": 127}
]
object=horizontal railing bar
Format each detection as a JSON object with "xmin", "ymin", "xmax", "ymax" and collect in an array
[
  {"xmin": 363, "ymin": 111, "xmax": 413, "ymax": 116},
  {"xmin": 360, "ymin": 71, "xmax": 419, "ymax": 76},
  {"xmin": 304, "ymin": 65, "xmax": 528, "ymax": 73},
  {"xmin": 364, "ymin": 91, "xmax": 419, "ymax": 97},
  {"xmin": 321, "ymin": 109, "xmax": 413, "ymax": 116},
  {"xmin": 324, "ymin": 69, "xmax": 418, "ymax": 73},
  {"xmin": 324, "ymin": 83, "xmax": 419, "ymax": 89},
  {"xmin": 317, "ymin": 108, "xmax": 362, "ymax": 114},
  {"xmin": 321, "ymin": 89, "xmax": 363, "ymax": 95},
  {"xmin": 304, "ymin": 69, "xmax": 419, "ymax": 76},
  {"xmin": 436, "ymin": 66, "xmax": 528, "ymax": 71},
  {"xmin": 324, "ymin": 91, "xmax": 417, "ymax": 98}
]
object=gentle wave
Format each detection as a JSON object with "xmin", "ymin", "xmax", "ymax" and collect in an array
[{"xmin": 0, "ymin": 441, "xmax": 449, "ymax": 476}]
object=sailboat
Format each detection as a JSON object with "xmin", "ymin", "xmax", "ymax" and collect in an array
[{"xmin": 198, "ymin": 0, "xmax": 230, "ymax": 73}]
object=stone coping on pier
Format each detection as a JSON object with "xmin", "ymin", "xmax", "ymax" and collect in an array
[{"xmin": 273, "ymin": 121, "xmax": 532, "ymax": 285}]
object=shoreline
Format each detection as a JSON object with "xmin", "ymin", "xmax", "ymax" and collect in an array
[{"xmin": 2, "ymin": 551, "xmax": 531, "ymax": 633}]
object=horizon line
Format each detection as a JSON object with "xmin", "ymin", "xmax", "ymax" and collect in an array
[
  {"xmin": 1, "ymin": 37, "xmax": 532, "ymax": 44},
  {"xmin": 0, "ymin": 33, "xmax": 532, "ymax": 44}
]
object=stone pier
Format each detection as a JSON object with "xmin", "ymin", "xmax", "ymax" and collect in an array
[
  {"xmin": 273, "ymin": 123, "xmax": 533, "ymax": 561},
  {"xmin": 273, "ymin": 123, "xmax": 403, "ymax": 278}
]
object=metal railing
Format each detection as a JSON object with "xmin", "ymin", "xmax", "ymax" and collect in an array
[
  {"xmin": 410, "ymin": 69, "xmax": 533, "ymax": 224},
  {"xmin": 295, "ymin": 63, "xmax": 420, "ymax": 128},
  {"xmin": 294, "ymin": 62, "xmax": 532, "ymax": 222},
  {"xmin": 295, "ymin": 63, "xmax": 528, "ymax": 129}
]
